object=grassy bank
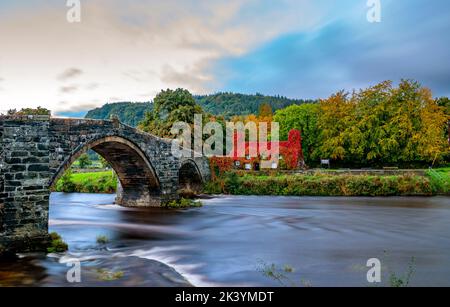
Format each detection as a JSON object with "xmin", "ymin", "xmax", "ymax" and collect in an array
[
  {"xmin": 54, "ymin": 171, "xmax": 117, "ymax": 193},
  {"xmin": 426, "ymin": 167, "xmax": 450, "ymax": 194},
  {"xmin": 54, "ymin": 168, "xmax": 449, "ymax": 197},
  {"xmin": 204, "ymin": 170, "xmax": 450, "ymax": 197}
]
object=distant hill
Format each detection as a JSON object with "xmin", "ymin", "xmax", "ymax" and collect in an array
[
  {"xmin": 85, "ymin": 93, "xmax": 317, "ymax": 126},
  {"xmin": 195, "ymin": 92, "xmax": 316, "ymax": 118},
  {"xmin": 85, "ymin": 102, "xmax": 152, "ymax": 127}
]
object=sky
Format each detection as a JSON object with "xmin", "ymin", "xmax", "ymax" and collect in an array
[{"xmin": 0, "ymin": 0, "xmax": 449, "ymax": 117}]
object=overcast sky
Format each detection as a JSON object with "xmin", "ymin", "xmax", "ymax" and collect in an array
[{"xmin": 0, "ymin": 0, "xmax": 449, "ymax": 117}]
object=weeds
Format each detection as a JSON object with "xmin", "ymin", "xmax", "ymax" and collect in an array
[
  {"xmin": 257, "ymin": 260, "xmax": 308, "ymax": 287},
  {"xmin": 96, "ymin": 268, "xmax": 124, "ymax": 281},
  {"xmin": 164, "ymin": 198, "xmax": 203, "ymax": 209},
  {"xmin": 47, "ymin": 232, "xmax": 68, "ymax": 253},
  {"xmin": 96, "ymin": 235, "xmax": 109, "ymax": 244}
]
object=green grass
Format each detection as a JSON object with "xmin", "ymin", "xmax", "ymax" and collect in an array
[
  {"xmin": 426, "ymin": 167, "xmax": 450, "ymax": 194},
  {"xmin": 204, "ymin": 171, "xmax": 443, "ymax": 196},
  {"xmin": 54, "ymin": 171, "xmax": 117, "ymax": 193},
  {"xmin": 54, "ymin": 168, "xmax": 450, "ymax": 196}
]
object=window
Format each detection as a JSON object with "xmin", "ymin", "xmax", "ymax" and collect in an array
[
  {"xmin": 245, "ymin": 163, "xmax": 252, "ymax": 170},
  {"xmin": 234, "ymin": 160, "xmax": 241, "ymax": 167}
]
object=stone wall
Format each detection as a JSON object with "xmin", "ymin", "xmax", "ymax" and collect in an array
[
  {"xmin": 48, "ymin": 118, "xmax": 182, "ymax": 205},
  {"xmin": 0, "ymin": 115, "xmax": 51, "ymax": 254}
]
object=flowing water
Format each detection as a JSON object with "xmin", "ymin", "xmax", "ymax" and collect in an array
[{"xmin": 1, "ymin": 193, "xmax": 450, "ymax": 287}]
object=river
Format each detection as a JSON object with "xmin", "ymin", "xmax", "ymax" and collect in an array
[{"xmin": 1, "ymin": 193, "xmax": 450, "ymax": 287}]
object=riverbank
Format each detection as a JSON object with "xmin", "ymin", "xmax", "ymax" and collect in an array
[
  {"xmin": 53, "ymin": 171, "xmax": 117, "ymax": 193},
  {"xmin": 54, "ymin": 168, "xmax": 450, "ymax": 196},
  {"xmin": 204, "ymin": 169, "xmax": 450, "ymax": 197}
]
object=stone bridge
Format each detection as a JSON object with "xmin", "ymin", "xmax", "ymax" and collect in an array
[{"xmin": 0, "ymin": 115, "xmax": 210, "ymax": 254}]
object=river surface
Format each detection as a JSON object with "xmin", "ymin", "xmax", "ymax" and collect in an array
[{"xmin": 1, "ymin": 193, "xmax": 450, "ymax": 287}]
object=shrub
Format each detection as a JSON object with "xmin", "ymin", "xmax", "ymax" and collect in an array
[
  {"xmin": 164, "ymin": 198, "xmax": 203, "ymax": 209},
  {"xmin": 205, "ymin": 172, "xmax": 437, "ymax": 197},
  {"xmin": 47, "ymin": 232, "xmax": 68, "ymax": 253},
  {"xmin": 96, "ymin": 269, "xmax": 124, "ymax": 281},
  {"xmin": 96, "ymin": 235, "xmax": 109, "ymax": 244}
]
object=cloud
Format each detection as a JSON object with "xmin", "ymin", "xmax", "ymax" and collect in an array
[
  {"xmin": 85, "ymin": 83, "xmax": 99, "ymax": 90},
  {"xmin": 57, "ymin": 68, "xmax": 83, "ymax": 81},
  {"xmin": 59, "ymin": 85, "xmax": 79, "ymax": 94},
  {"xmin": 0, "ymin": 0, "xmax": 333, "ymax": 113},
  {"xmin": 214, "ymin": 0, "xmax": 450, "ymax": 98},
  {"xmin": 160, "ymin": 64, "xmax": 214, "ymax": 93},
  {"xmin": 54, "ymin": 101, "xmax": 100, "ymax": 115},
  {"xmin": 0, "ymin": 0, "xmax": 449, "ymax": 114}
]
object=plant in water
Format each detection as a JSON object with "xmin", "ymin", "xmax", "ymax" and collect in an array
[
  {"xmin": 164, "ymin": 198, "xmax": 203, "ymax": 209},
  {"xmin": 257, "ymin": 260, "xmax": 306, "ymax": 287},
  {"xmin": 47, "ymin": 232, "xmax": 68, "ymax": 253},
  {"xmin": 96, "ymin": 268, "xmax": 124, "ymax": 281},
  {"xmin": 96, "ymin": 235, "xmax": 109, "ymax": 244},
  {"xmin": 388, "ymin": 257, "xmax": 416, "ymax": 288}
]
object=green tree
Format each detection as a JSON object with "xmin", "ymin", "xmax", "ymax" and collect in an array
[
  {"xmin": 436, "ymin": 97, "xmax": 450, "ymax": 117},
  {"xmin": 99, "ymin": 156, "xmax": 110, "ymax": 169},
  {"xmin": 274, "ymin": 103, "xmax": 319, "ymax": 162},
  {"xmin": 59, "ymin": 169, "xmax": 75, "ymax": 192},
  {"xmin": 78, "ymin": 153, "xmax": 92, "ymax": 169},
  {"xmin": 258, "ymin": 103, "xmax": 273, "ymax": 118},
  {"xmin": 7, "ymin": 107, "xmax": 51, "ymax": 116},
  {"xmin": 139, "ymin": 88, "xmax": 204, "ymax": 138},
  {"xmin": 315, "ymin": 80, "xmax": 448, "ymax": 166}
]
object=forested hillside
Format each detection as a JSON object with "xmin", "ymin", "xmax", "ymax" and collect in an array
[
  {"xmin": 85, "ymin": 93, "xmax": 316, "ymax": 126},
  {"xmin": 195, "ymin": 92, "xmax": 316, "ymax": 118},
  {"xmin": 85, "ymin": 102, "xmax": 152, "ymax": 127}
]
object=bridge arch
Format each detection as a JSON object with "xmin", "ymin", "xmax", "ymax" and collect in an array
[
  {"xmin": 179, "ymin": 159, "xmax": 204, "ymax": 194},
  {"xmin": 50, "ymin": 135, "xmax": 161, "ymax": 207}
]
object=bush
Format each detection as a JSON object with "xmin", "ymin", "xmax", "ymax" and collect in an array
[
  {"xmin": 58, "ymin": 170, "xmax": 76, "ymax": 193},
  {"xmin": 204, "ymin": 172, "xmax": 437, "ymax": 197},
  {"xmin": 164, "ymin": 198, "xmax": 203, "ymax": 209},
  {"xmin": 47, "ymin": 232, "xmax": 68, "ymax": 253},
  {"xmin": 96, "ymin": 235, "xmax": 109, "ymax": 244}
]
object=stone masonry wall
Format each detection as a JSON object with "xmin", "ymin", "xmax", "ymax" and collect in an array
[
  {"xmin": 48, "ymin": 118, "xmax": 182, "ymax": 204},
  {"xmin": 0, "ymin": 115, "xmax": 51, "ymax": 254}
]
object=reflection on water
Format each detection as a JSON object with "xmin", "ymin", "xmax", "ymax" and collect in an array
[{"xmin": 1, "ymin": 193, "xmax": 450, "ymax": 286}]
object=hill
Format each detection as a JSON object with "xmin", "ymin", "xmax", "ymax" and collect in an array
[
  {"xmin": 195, "ymin": 92, "xmax": 316, "ymax": 118},
  {"xmin": 84, "ymin": 93, "xmax": 316, "ymax": 126},
  {"xmin": 85, "ymin": 102, "xmax": 152, "ymax": 127}
]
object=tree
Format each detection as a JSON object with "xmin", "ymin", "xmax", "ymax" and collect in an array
[
  {"xmin": 258, "ymin": 103, "xmax": 273, "ymax": 118},
  {"xmin": 7, "ymin": 107, "xmax": 51, "ymax": 116},
  {"xmin": 436, "ymin": 97, "xmax": 450, "ymax": 147},
  {"xmin": 315, "ymin": 80, "xmax": 449, "ymax": 165},
  {"xmin": 274, "ymin": 103, "xmax": 319, "ymax": 162},
  {"xmin": 139, "ymin": 88, "xmax": 203, "ymax": 138},
  {"xmin": 436, "ymin": 97, "xmax": 450, "ymax": 117},
  {"xmin": 59, "ymin": 169, "xmax": 75, "ymax": 192},
  {"xmin": 77, "ymin": 153, "xmax": 92, "ymax": 169},
  {"xmin": 99, "ymin": 156, "xmax": 110, "ymax": 169}
]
